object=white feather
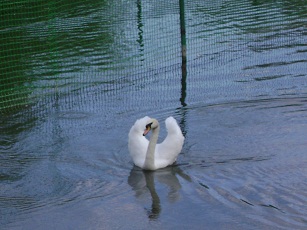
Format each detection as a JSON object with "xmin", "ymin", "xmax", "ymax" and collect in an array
[{"xmin": 128, "ymin": 116, "xmax": 184, "ymax": 170}]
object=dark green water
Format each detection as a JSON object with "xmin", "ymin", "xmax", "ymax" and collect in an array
[{"xmin": 1, "ymin": 0, "xmax": 306, "ymax": 229}]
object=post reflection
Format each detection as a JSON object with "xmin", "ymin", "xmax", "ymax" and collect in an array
[{"xmin": 128, "ymin": 165, "xmax": 191, "ymax": 220}]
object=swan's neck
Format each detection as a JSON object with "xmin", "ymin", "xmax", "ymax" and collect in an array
[{"xmin": 143, "ymin": 126, "xmax": 160, "ymax": 170}]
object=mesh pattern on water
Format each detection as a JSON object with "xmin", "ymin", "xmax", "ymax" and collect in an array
[{"xmin": 0, "ymin": 0, "xmax": 306, "ymax": 113}]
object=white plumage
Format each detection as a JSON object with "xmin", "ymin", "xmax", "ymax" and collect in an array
[{"xmin": 128, "ymin": 116, "xmax": 184, "ymax": 170}]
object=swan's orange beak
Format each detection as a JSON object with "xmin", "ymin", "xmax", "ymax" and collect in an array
[{"xmin": 143, "ymin": 126, "xmax": 151, "ymax": 136}]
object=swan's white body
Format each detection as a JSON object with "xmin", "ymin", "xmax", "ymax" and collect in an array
[{"xmin": 128, "ymin": 116, "xmax": 184, "ymax": 170}]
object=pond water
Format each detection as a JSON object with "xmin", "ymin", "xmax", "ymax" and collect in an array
[{"xmin": 1, "ymin": 0, "xmax": 306, "ymax": 229}]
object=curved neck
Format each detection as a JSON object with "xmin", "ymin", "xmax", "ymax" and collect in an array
[{"xmin": 143, "ymin": 126, "xmax": 160, "ymax": 170}]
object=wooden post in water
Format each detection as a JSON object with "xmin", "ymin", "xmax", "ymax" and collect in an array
[{"xmin": 179, "ymin": 0, "xmax": 187, "ymax": 106}]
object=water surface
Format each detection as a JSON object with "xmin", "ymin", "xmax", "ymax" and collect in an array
[{"xmin": 0, "ymin": 0, "xmax": 306, "ymax": 229}]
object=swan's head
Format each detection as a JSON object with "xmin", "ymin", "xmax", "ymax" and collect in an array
[{"xmin": 143, "ymin": 118, "xmax": 159, "ymax": 136}]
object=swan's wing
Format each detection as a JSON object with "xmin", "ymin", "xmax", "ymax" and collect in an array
[
  {"xmin": 128, "ymin": 116, "xmax": 151, "ymax": 168},
  {"xmin": 155, "ymin": 117, "xmax": 184, "ymax": 168}
]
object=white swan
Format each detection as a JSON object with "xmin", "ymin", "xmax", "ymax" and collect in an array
[{"xmin": 128, "ymin": 116, "xmax": 184, "ymax": 170}]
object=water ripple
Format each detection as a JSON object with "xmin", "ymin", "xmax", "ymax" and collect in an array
[{"xmin": 181, "ymin": 99, "xmax": 307, "ymax": 229}]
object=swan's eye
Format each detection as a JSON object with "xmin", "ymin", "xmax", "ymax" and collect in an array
[{"xmin": 146, "ymin": 122, "xmax": 153, "ymax": 129}]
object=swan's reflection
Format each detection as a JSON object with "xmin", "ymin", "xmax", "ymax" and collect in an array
[{"xmin": 128, "ymin": 165, "xmax": 191, "ymax": 220}]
